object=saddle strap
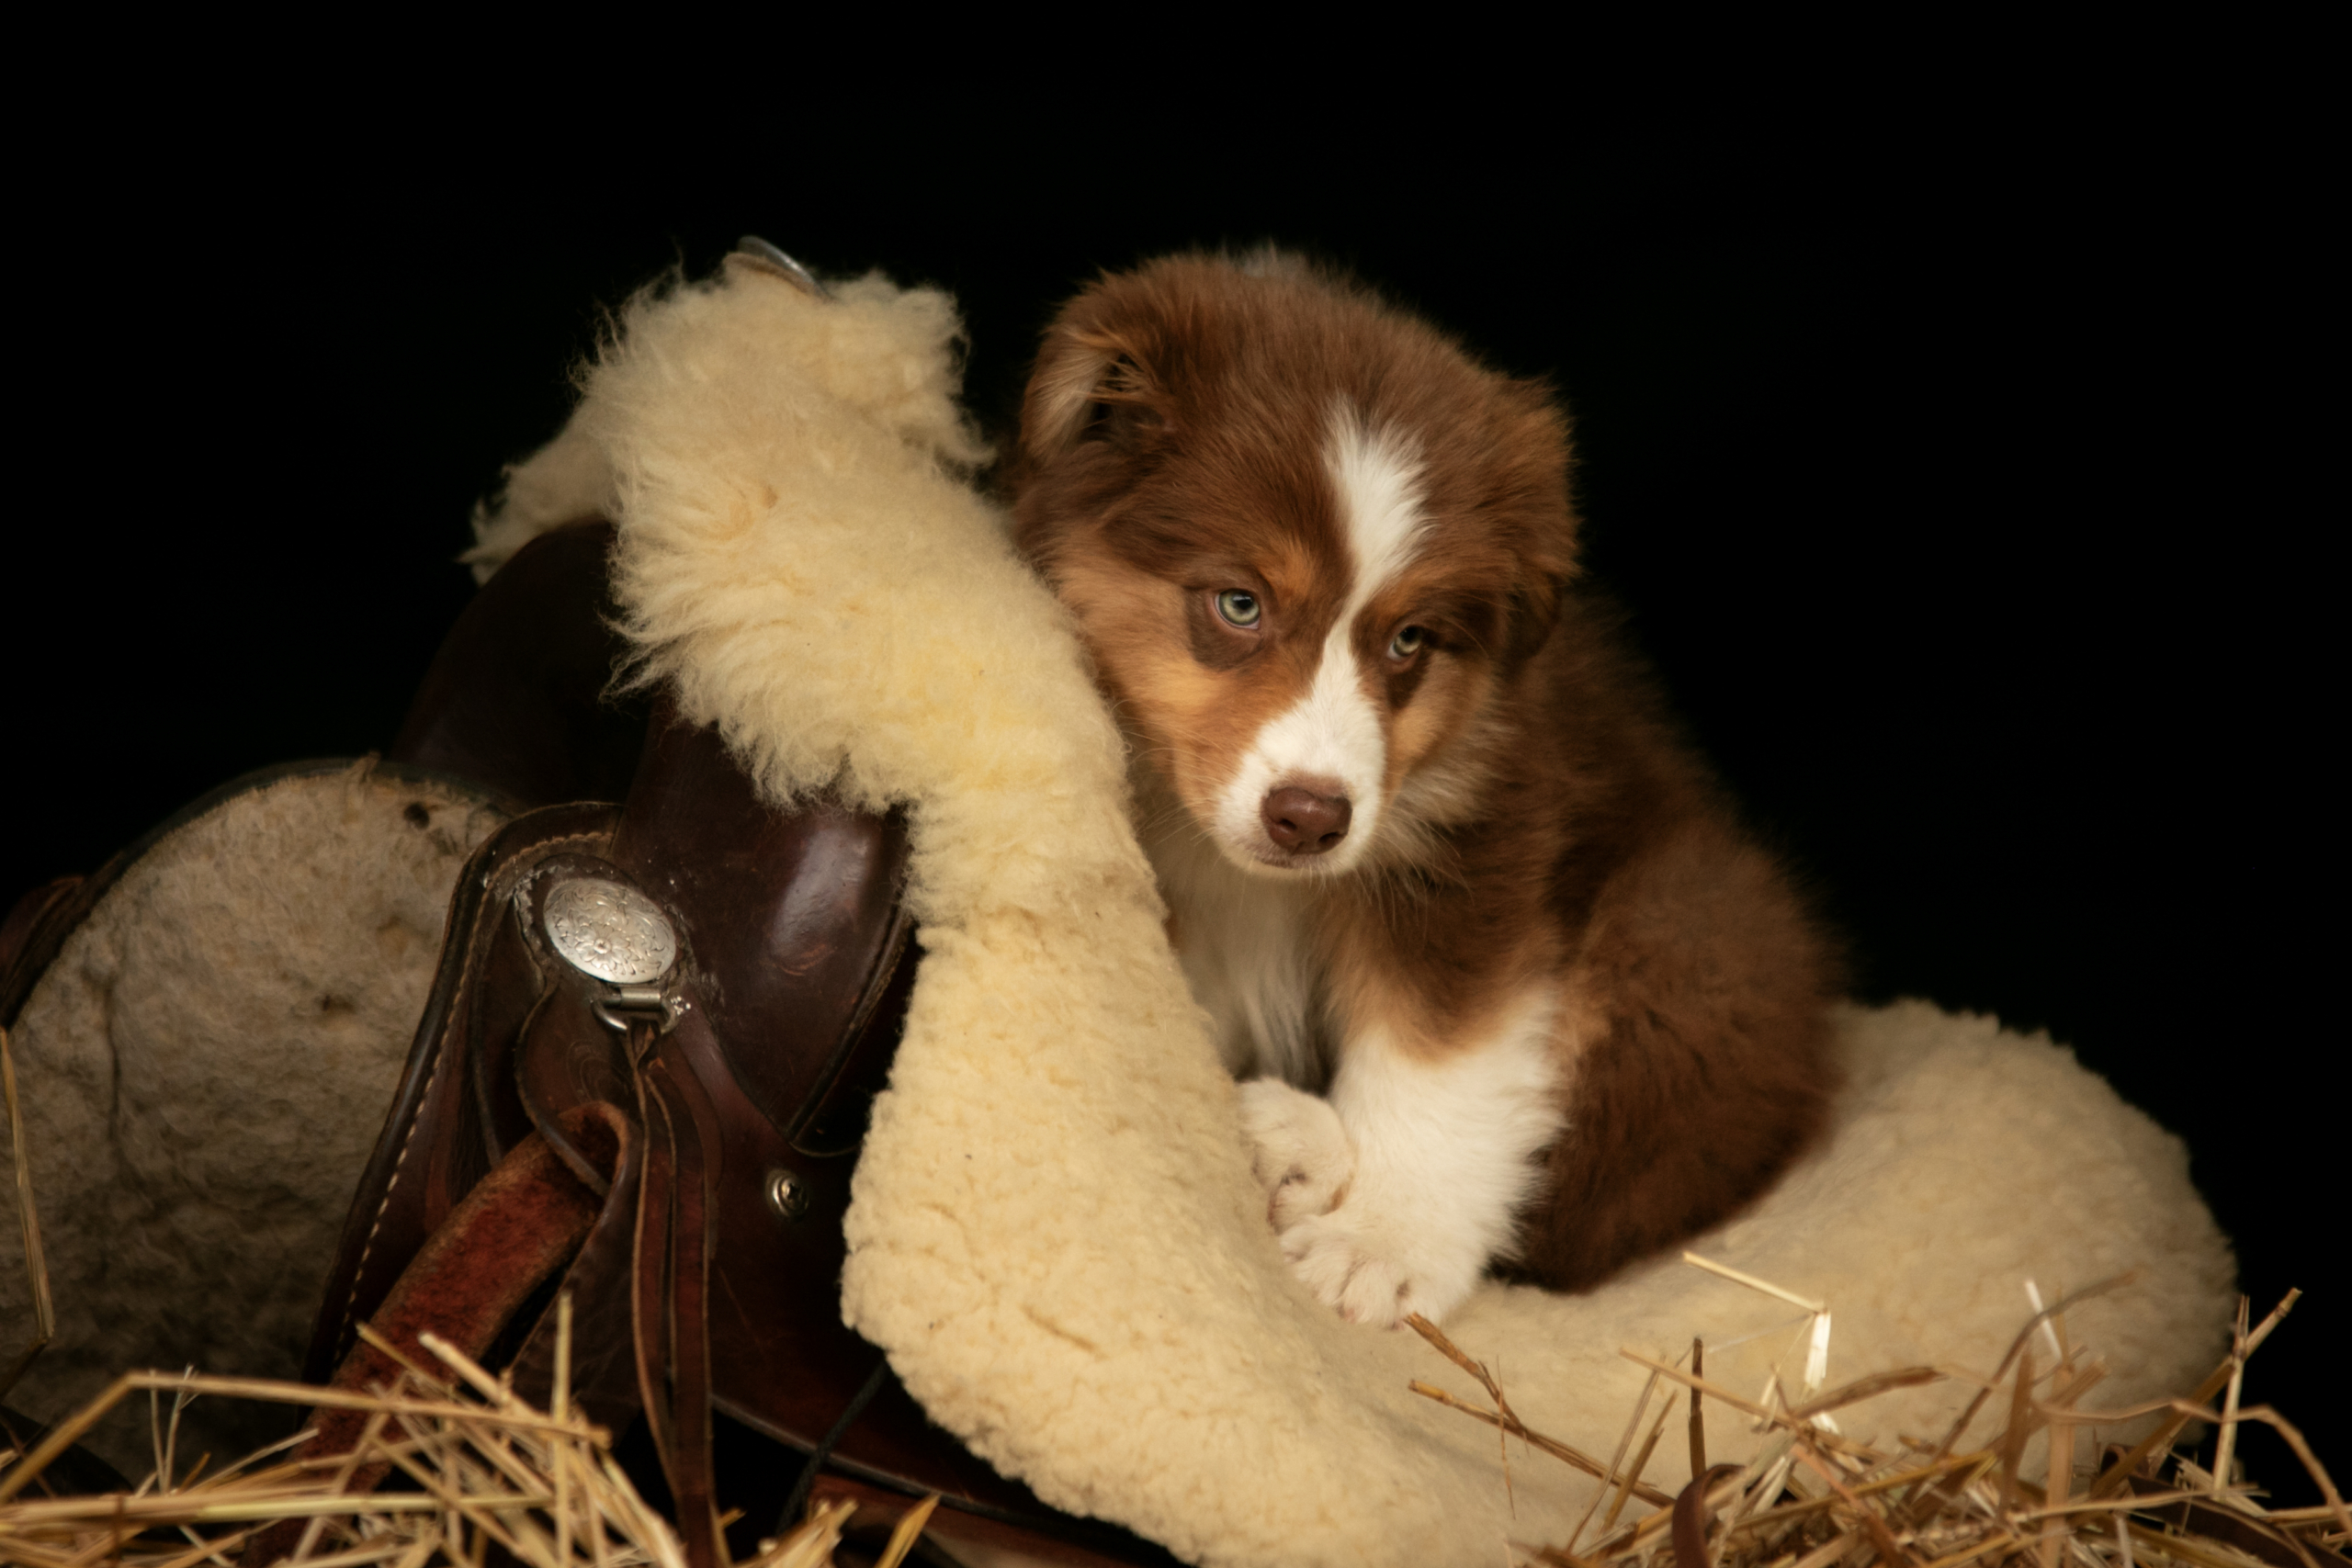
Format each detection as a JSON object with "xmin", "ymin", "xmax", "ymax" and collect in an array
[
  {"xmin": 248, "ymin": 1110, "xmax": 622, "ymax": 1564},
  {"xmin": 508, "ymin": 1100, "xmax": 648, "ymax": 1435},
  {"xmin": 634, "ymin": 1049, "xmax": 725, "ymax": 1568}
]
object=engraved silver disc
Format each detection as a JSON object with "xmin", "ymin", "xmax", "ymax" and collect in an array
[{"xmin": 543, "ymin": 877, "xmax": 677, "ymax": 984}]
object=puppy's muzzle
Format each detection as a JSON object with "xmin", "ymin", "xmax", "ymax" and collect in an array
[{"xmin": 1262, "ymin": 785, "xmax": 1352, "ymax": 855}]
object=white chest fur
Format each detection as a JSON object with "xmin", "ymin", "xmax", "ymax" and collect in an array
[
  {"xmin": 1143, "ymin": 773, "xmax": 1571, "ymax": 1327},
  {"xmin": 1145, "ymin": 820, "xmax": 1327, "ymax": 1087}
]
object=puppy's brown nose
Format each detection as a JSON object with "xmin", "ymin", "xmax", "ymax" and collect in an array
[{"xmin": 1262, "ymin": 787, "xmax": 1352, "ymax": 855}]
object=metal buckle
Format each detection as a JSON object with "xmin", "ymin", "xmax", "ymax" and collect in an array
[{"xmin": 590, "ymin": 983, "xmax": 691, "ymax": 1036}]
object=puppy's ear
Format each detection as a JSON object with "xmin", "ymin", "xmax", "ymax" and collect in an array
[
  {"xmin": 1506, "ymin": 557, "xmax": 1577, "ymax": 664},
  {"xmin": 1023, "ymin": 328, "xmax": 1173, "ymax": 464},
  {"xmin": 1495, "ymin": 382, "xmax": 1582, "ymax": 662}
]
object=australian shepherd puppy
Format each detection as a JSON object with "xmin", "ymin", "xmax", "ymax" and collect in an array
[{"xmin": 1006, "ymin": 254, "xmax": 1841, "ymax": 1327}]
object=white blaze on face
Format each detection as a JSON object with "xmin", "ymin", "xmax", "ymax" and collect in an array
[{"xmin": 1215, "ymin": 411, "xmax": 1429, "ymax": 873}]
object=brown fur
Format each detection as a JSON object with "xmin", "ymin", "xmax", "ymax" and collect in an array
[{"xmin": 1006, "ymin": 253, "xmax": 1842, "ymax": 1292}]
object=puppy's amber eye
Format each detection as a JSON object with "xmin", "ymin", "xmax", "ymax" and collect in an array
[
  {"xmin": 1388, "ymin": 625, "xmax": 1428, "ymax": 660},
  {"xmin": 1216, "ymin": 589, "xmax": 1262, "ymax": 628}
]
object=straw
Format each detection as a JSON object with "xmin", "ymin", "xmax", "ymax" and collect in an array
[
  {"xmin": 1404, "ymin": 1278, "xmax": 2342, "ymax": 1568},
  {"xmin": 0, "ymin": 1323, "xmax": 891, "ymax": 1567}
]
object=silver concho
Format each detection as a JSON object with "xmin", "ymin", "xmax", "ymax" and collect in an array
[{"xmin": 543, "ymin": 877, "xmax": 677, "ymax": 984}]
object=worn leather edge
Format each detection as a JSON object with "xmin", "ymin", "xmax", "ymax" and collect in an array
[{"xmin": 300, "ymin": 799, "xmax": 618, "ymax": 1382}]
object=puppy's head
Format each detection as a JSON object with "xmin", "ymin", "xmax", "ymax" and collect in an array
[{"xmin": 1009, "ymin": 253, "xmax": 1577, "ymax": 878}]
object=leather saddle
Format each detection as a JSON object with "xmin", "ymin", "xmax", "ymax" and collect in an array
[{"xmin": 275, "ymin": 520, "xmax": 1177, "ymax": 1567}]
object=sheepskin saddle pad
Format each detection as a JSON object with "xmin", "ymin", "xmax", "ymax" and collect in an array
[
  {"xmin": 2, "ymin": 761, "xmax": 513, "ymax": 1472},
  {"xmin": 3, "ymin": 258, "xmax": 2234, "ymax": 1567}
]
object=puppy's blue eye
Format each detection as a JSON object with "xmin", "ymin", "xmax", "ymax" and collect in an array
[
  {"xmin": 1388, "ymin": 626, "xmax": 1427, "ymax": 659},
  {"xmin": 1216, "ymin": 590, "xmax": 1262, "ymax": 628}
]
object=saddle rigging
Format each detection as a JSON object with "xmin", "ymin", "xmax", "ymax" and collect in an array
[{"xmin": 270, "ymin": 520, "xmax": 1173, "ymax": 1566}]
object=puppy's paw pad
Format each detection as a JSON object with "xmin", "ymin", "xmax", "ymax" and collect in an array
[
  {"xmin": 1280, "ymin": 1213, "xmax": 1419, "ymax": 1328},
  {"xmin": 1236, "ymin": 1078, "xmax": 1354, "ymax": 1231},
  {"xmin": 1279, "ymin": 1210, "xmax": 1485, "ymax": 1328}
]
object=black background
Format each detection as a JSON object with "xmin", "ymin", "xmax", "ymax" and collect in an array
[{"xmin": 11, "ymin": 116, "xmax": 2336, "ymax": 1503}]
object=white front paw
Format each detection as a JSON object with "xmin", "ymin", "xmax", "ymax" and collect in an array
[
  {"xmin": 1279, "ymin": 1208, "xmax": 1482, "ymax": 1328},
  {"xmin": 1236, "ymin": 1077, "xmax": 1354, "ymax": 1231}
]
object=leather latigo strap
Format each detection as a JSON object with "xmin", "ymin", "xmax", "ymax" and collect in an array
[
  {"xmin": 245, "ymin": 1116, "xmax": 617, "ymax": 1565},
  {"xmin": 300, "ymin": 600, "xmax": 1171, "ymax": 1566}
]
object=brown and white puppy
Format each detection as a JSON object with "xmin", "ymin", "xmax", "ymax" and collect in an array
[{"xmin": 1006, "ymin": 254, "xmax": 1840, "ymax": 1326}]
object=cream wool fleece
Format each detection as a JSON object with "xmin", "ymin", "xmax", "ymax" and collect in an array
[
  {"xmin": 2, "ymin": 763, "xmax": 510, "ymax": 1474},
  {"xmin": 458, "ymin": 260, "xmax": 2236, "ymax": 1567}
]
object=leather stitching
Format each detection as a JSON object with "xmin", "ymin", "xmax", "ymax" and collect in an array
[{"xmin": 329, "ymin": 826, "xmax": 612, "ymax": 1365}]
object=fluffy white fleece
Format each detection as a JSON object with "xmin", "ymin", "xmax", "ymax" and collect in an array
[
  {"xmin": 457, "ymin": 262, "xmax": 2236, "ymax": 1566},
  {"xmin": 3, "ymin": 764, "xmax": 508, "ymax": 1472}
]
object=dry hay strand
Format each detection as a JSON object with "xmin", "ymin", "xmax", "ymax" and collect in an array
[
  {"xmin": 6, "ymin": 1248, "xmax": 2342, "ymax": 1568},
  {"xmin": 0, "ymin": 1297, "xmax": 927, "ymax": 1568},
  {"xmin": 1409, "ymin": 1262, "xmax": 2348, "ymax": 1568}
]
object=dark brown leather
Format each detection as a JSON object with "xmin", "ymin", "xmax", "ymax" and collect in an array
[
  {"xmin": 2097, "ymin": 1448, "xmax": 2337, "ymax": 1568},
  {"xmin": 304, "ymin": 524, "xmax": 1178, "ymax": 1566},
  {"xmin": 0, "ymin": 1405, "xmax": 134, "ymax": 1500},
  {"xmin": 389, "ymin": 519, "xmax": 650, "ymax": 810},
  {"xmin": 250, "ymin": 1119, "xmax": 613, "ymax": 1566},
  {"xmin": 305, "ymin": 801, "xmax": 622, "ymax": 1384},
  {"xmin": 606, "ymin": 716, "xmax": 914, "ymax": 1156},
  {"xmin": 0, "ymin": 877, "xmax": 81, "ymax": 984},
  {"xmin": 509, "ymin": 1101, "xmax": 648, "ymax": 1432}
]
